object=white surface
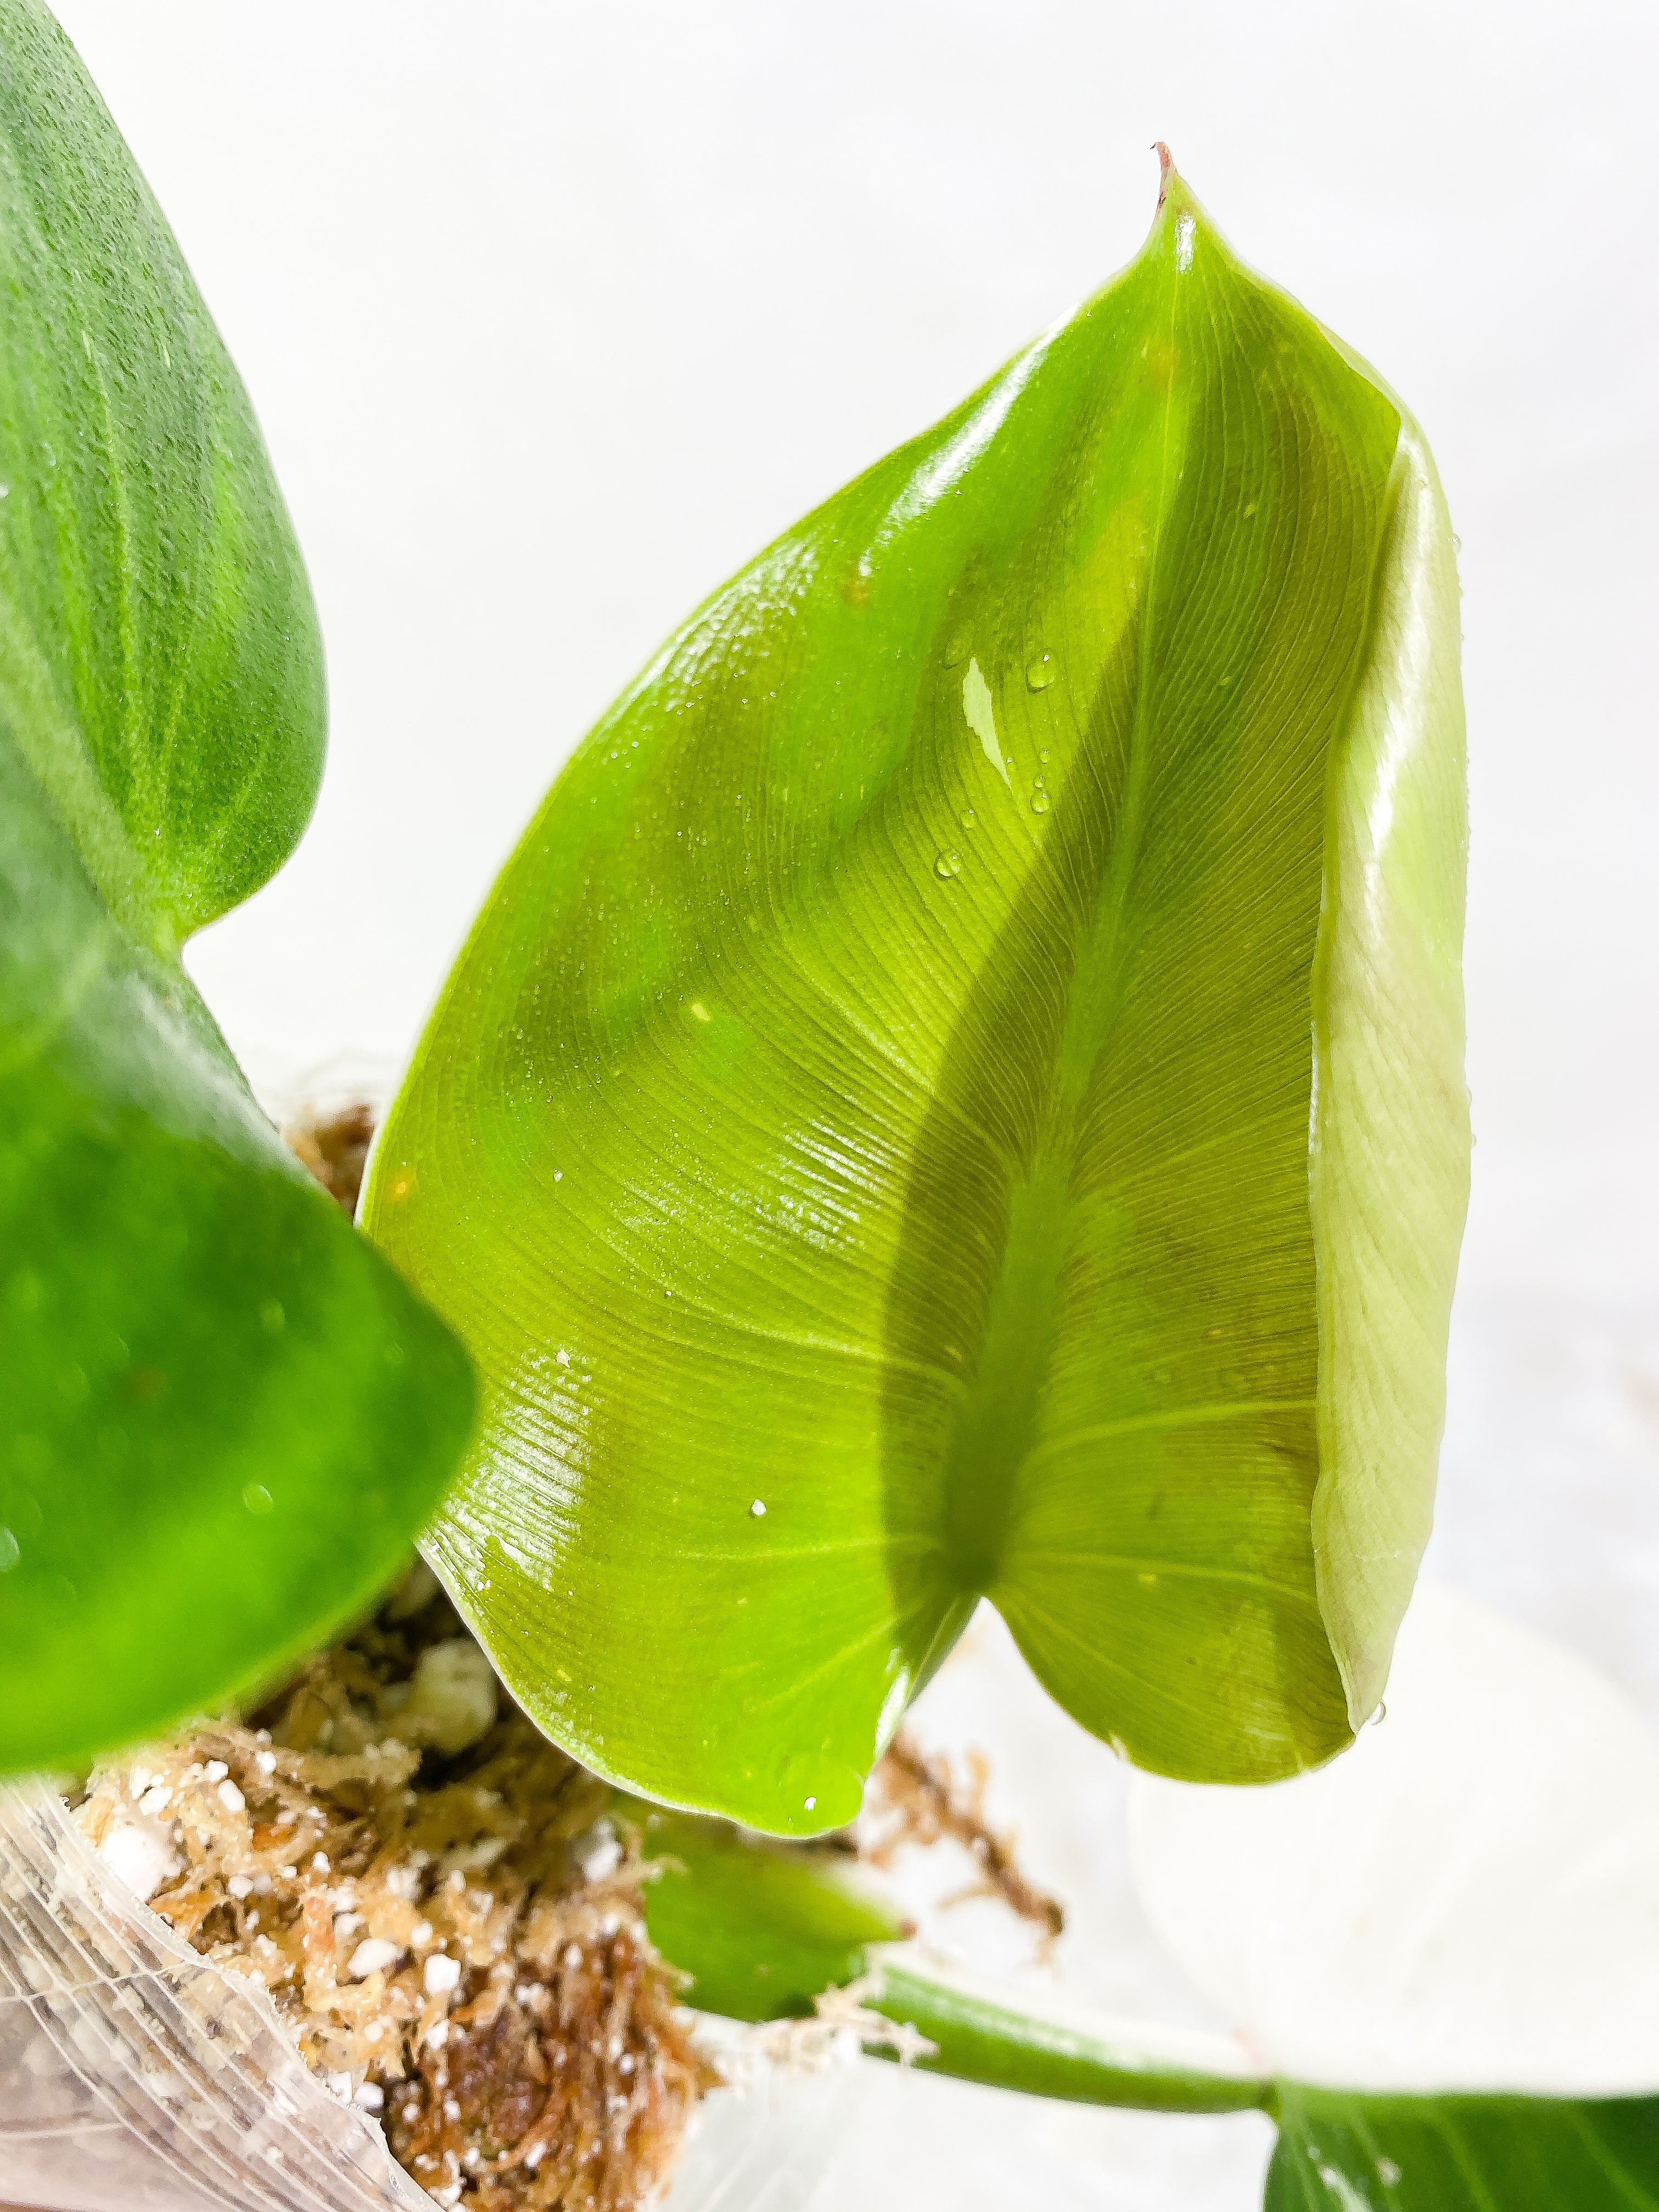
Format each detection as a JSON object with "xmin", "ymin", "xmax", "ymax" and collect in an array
[
  {"xmin": 32, "ymin": 5, "xmax": 1659, "ymax": 2206},
  {"xmin": 1132, "ymin": 1585, "xmax": 1659, "ymax": 2095}
]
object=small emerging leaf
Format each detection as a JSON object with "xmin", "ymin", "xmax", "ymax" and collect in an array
[
  {"xmin": 0, "ymin": 0, "xmax": 474, "ymax": 1771},
  {"xmin": 369, "ymin": 161, "xmax": 1467, "ymax": 1831},
  {"xmin": 628, "ymin": 1797, "xmax": 901, "ymax": 2022},
  {"xmin": 632, "ymin": 1799, "xmax": 1267, "ymax": 2113}
]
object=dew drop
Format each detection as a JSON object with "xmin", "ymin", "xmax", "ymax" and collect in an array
[
  {"xmin": 0, "ymin": 1527, "xmax": 17, "ymax": 1571},
  {"xmin": 1026, "ymin": 651, "xmax": 1057, "ymax": 690},
  {"xmin": 943, "ymin": 632, "xmax": 969, "ymax": 668},
  {"xmin": 960, "ymin": 809, "xmax": 975, "ymax": 829},
  {"xmin": 241, "ymin": 1483, "xmax": 273, "ymax": 1517},
  {"xmin": 1030, "ymin": 786, "xmax": 1050, "ymax": 816},
  {"xmin": 934, "ymin": 850, "xmax": 962, "ymax": 878},
  {"xmin": 749, "ymin": 1498, "xmax": 767, "ymax": 1518}
]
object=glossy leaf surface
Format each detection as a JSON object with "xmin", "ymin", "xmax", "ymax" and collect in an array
[
  {"xmin": 370, "ymin": 161, "xmax": 1467, "ymax": 1832},
  {"xmin": 0, "ymin": 0, "xmax": 474, "ymax": 1771},
  {"xmin": 1266, "ymin": 2085, "xmax": 1659, "ymax": 2210}
]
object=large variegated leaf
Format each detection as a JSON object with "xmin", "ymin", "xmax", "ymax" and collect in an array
[
  {"xmin": 368, "ymin": 157, "xmax": 1467, "ymax": 1833},
  {"xmin": 0, "ymin": 0, "xmax": 473, "ymax": 1772},
  {"xmin": 1136, "ymin": 1585, "xmax": 1659, "ymax": 2205}
]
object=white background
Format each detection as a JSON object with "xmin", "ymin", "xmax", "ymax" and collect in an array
[{"xmin": 39, "ymin": 6, "xmax": 1659, "ymax": 2205}]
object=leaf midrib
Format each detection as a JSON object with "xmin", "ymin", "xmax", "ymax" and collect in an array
[{"xmin": 939, "ymin": 254, "xmax": 1185, "ymax": 1595}]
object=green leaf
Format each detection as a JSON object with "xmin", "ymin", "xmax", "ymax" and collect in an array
[
  {"xmin": 628, "ymin": 1797, "xmax": 901, "ymax": 2022},
  {"xmin": 0, "ymin": 0, "xmax": 475, "ymax": 1773},
  {"xmin": 1266, "ymin": 2084, "xmax": 1659, "ymax": 2210},
  {"xmin": 367, "ymin": 159, "xmax": 1468, "ymax": 1832}
]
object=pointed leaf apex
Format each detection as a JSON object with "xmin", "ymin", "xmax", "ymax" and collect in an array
[{"xmin": 1147, "ymin": 144, "xmax": 1204, "ymax": 248}]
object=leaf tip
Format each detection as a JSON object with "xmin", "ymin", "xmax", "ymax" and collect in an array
[{"xmin": 1153, "ymin": 140, "xmax": 1177, "ymax": 206}]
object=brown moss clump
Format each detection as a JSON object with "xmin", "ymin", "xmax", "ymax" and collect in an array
[{"xmin": 75, "ymin": 1577, "xmax": 715, "ymax": 2212}]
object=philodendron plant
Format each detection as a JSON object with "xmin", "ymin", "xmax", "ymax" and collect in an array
[{"xmin": 0, "ymin": 1, "xmax": 1646, "ymax": 2204}]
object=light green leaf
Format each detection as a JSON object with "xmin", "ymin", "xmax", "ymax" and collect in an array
[
  {"xmin": 368, "ymin": 159, "xmax": 1467, "ymax": 1832},
  {"xmin": 1265, "ymin": 2085, "xmax": 1659, "ymax": 2210},
  {"xmin": 627, "ymin": 1796, "xmax": 902, "ymax": 2022},
  {"xmin": 0, "ymin": 0, "xmax": 475, "ymax": 1773}
]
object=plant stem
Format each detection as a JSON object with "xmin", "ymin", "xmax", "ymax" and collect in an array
[{"xmin": 867, "ymin": 1951, "xmax": 1271, "ymax": 2114}]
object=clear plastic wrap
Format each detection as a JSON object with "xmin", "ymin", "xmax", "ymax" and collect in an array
[{"xmin": 0, "ymin": 1783, "xmax": 848, "ymax": 2212}]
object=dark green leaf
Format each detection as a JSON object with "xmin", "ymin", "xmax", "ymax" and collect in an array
[
  {"xmin": 369, "ymin": 162, "xmax": 1467, "ymax": 1831},
  {"xmin": 1267, "ymin": 2083, "xmax": 1659, "ymax": 2210},
  {"xmin": 0, "ymin": 0, "xmax": 474, "ymax": 1771}
]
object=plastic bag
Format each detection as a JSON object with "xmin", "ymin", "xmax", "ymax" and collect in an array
[{"xmin": 0, "ymin": 1784, "xmax": 848, "ymax": 2212}]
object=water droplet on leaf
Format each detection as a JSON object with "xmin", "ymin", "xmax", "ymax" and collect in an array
[
  {"xmin": 934, "ymin": 851, "xmax": 962, "ymax": 878},
  {"xmin": 1026, "ymin": 651, "xmax": 1057, "ymax": 690}
]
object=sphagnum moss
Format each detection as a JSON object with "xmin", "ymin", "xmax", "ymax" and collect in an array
[{"xmin": 76, "ymin": 1572, "xmax": 716, "ymax": 2212}]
